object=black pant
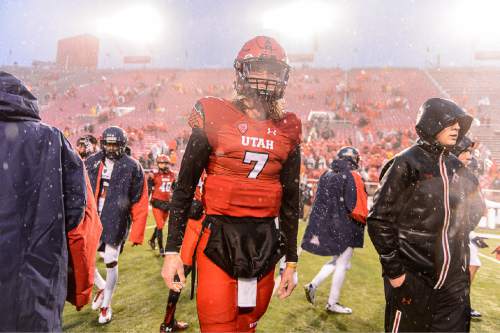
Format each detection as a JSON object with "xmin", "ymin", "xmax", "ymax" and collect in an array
[{"xmin": 384, "ymin": 272, "xmax": 470, "ymax": 332}]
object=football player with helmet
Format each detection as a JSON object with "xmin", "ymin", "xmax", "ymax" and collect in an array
[
  {"xmin": 162, "ymin": 36, "xmax": 301, "ymax": 332},
  {"xmin": 148, "ymin": 154, "xmax": 176, "ymax": 256},
  {"xmin": 85, "ymin": 126, "xmax": 149, "ymax": 324},
  {"xmin": 302, "ymin": 146, "xmax": 368, "ymax": 314},
  {"xmin": 76, "ymin": 134, "xmax": 98, "ymax": 160}
]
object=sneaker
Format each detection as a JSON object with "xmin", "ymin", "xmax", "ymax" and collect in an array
[
  {"xmin": 91, "ymin": 289, "xmax": 104, "ymax": 311},
  {"xmin": 148, "ymin": 238, "xmax": 156, "ymax": 250},
  {"xmin": 98, "ymin": 307, "xmax": 112, "ymax": 324},
  {"xmin": 326, "ymin": 303, "xmax": 352, "ymax": 314},
  {"xmin": 160, "ymin": 248, "xmax": 166, "ymax": 257},
  {"xmin": 160, "ymin": 320, "xmax": 189, "ymax": 332},
  {"xmin": 304, "ymin": 283, "xmax": 316, "ymax": 305},
  {"xmin": 471, "ymin": 308, "xmax": 482, "ymax": 318}
]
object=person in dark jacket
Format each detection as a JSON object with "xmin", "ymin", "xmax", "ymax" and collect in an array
[
  {"xmin": 450, "ymin": 136, "xmax": 486, "ymax": 318},
  {"xmin": 302, "ymin": 147, "xmax": 368, "ymax": 314},
  {"xmin": 368, "ymin": 97, "xmax": 474, "ymax": 332},
  {"xmin": 85, "ymin": 126, "xmax": 149, "ymax": 324},
  {"xmin": 0, "ymin": 71, "xmax": 102, "ymax": 332}
]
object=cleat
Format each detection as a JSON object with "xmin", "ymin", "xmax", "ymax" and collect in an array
[
  {"xmin": 148, "ymin": 238, "xmax": 157, "ymax": 250},
  {"xmin": 326, "ymin": 303, "xmax": 352, "ymax": 314},
  {"xmin": 98, "ymin": 307, "xmax": 112, "ymax": 324},
  {"xmin": 160, "ymin": 248, "xmax": 165, "ymax": 257},
  {"xmin": 470, "ymin": 309, "xmax": 482, "ymax": 318},
  {"xmin": 160, "ymin": 320, "xmax": 189, "ymax": 332},
  {"xmin": 304, "ymin": 283, "xmax": 316, "ymax": 305},
  {"xmin": 91, "ymin": 289, "xmax": 104, "ymax": 311}
]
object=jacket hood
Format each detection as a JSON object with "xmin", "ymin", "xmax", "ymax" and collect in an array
[
  {"xmin": 0, "ymin": 71, "xmax": 40, "ymax": 122},
  {"xmin": 415, "ymin": 98, "xmax": 472, "ymax": 145}
]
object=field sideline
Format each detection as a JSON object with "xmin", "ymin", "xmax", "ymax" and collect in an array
[{"xmin": 63, "ymin": 216, "xmax": 500, "ymax": 332}]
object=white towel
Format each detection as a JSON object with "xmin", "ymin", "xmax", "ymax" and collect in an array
[{"xmin": 237, "ymin": 277, "xmax": 257, "ymax": 307}]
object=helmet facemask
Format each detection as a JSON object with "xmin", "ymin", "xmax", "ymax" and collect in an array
[
  {"xmin": 101, "ymin": 139, "xmax": 125, "ymax": 160},
  {"xmin": 157, "ymin": 162, "xmax": 170, "ymax": 172},
  {"xmin": 235, "ymin": 58, "xmax": 290, "ymax": 102}
]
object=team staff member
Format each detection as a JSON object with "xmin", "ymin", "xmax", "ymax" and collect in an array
[
  {"xmin": 85, "ymin": 126, "xmax": 149, "ymax": 324},
  {"xmin": 0, "ymin": 72, "xmax": 102, "ymax": 331},
  {"xmin": 368, "ymin": 98, "xmax": 474, "ymax": 332},
  {"xmin": 162, "ymin": 36, "xmax": 301, "ymax": 332}
]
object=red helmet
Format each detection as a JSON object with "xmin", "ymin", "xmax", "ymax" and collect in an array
[
  {"xmin": 156, "ymin": 154, "xmax": 171, "ymax": 172},
  {"xmin": 156, "ymin": 154, "xmax": 171, "ymax": 164},
  {"xmin": 234, "ymin": 36, "xmax": 290, "ymax": 101}
]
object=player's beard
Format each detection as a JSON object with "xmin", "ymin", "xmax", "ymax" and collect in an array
[{"xmin": 232, "ymin": 93, "xmax": 285, "ymax": 121}]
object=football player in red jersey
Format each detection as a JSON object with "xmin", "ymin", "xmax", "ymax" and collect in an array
[
  {"xmin": 148, "ymin": 154, "xmax": 176, "ymax": 256},
  {"xmin": 161, "ymin": 36, "xmax": 301, "ymax": 332}
]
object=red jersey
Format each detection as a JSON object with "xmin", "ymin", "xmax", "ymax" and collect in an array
[
  {"xmin": 150, "ymin": 170, "xmax": 176, "ymax": 201},
  {"xmin": 189, "ymin": 97, "xmax": 301, "ymax": 217}
]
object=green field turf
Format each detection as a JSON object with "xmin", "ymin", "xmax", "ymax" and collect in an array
[{"xmin": 63, "ymin": 216, "xmax": 500, "ymax": 332}]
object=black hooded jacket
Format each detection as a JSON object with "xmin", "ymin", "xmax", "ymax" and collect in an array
[{"xmin": 368, "ymin": 98, "xmax": 475, "ymax": 289}]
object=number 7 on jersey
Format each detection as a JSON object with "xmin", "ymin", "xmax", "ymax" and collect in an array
[{"xmin": 243, "ymin": 151, "xmax": 269, "ymax": 179}]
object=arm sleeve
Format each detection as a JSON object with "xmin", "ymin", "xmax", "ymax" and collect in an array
[
  {"xmin": 279, "ymin": 145, "xmax": 301, "ymax": 262},
  {"xmin": 166, "ymin": 128, "xmax": 211, "ymax": 252},
  {"xmin": 367, "ymin": 157, "xmax": 412, "ymax": 279},
  {"xmin": 147, "ymin": 175, "xmax": 154, "ymax": 197},
  {"xmin": 128, "ymin": 164, "xmax": 149, "ymax": 244}
]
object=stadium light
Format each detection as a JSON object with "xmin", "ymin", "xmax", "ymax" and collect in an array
[
  {"xmin": 97, "ymin": 5, "xmax": 164, "ymax": 44},
  {"xmin": 451, "ymin": 0, "xmax": 500, "ymax": 42},
  {"xmin": 261, "ymin": 1, "xmax": 335, "ymax": 39}
]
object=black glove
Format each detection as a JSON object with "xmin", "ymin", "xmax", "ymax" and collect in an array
[{"xmin": 471, "ymin": 236, "xmax": 489, "ymax": 249}]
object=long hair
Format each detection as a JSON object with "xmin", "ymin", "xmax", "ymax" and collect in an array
[{"xmin": 232, "ymin": 92, "xmax": 285, "ymax": 121}]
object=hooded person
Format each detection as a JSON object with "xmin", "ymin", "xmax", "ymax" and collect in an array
[
  {"xmin": 301, "ymin": 146, "xmax": 368, "ymax": 314},
  {"xmin": 450, "ymin": 136, "xmax": 486, "ymax": 319},
  {"xmin": 85, "ymin": 126, "xmax": 149, "ymax": 324},
  {"xmin": 0, "ymin": 72, "xmax": 102, "ymax": 331},
  {"xmin": 368, "ymin": 97, "xmax": 475, "ymax": 332}
]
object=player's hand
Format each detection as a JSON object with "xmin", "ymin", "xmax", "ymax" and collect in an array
[
  {"xmin": 389, "ymin": 274, "xmax": 406, "ymax": 288},
  {"xmin": 162, "ymin": 253, "xmax": 185, "ymax": 292},
  {"xmin": 277, "ymin": 265, "xmax": 297, "ymax": 300}
]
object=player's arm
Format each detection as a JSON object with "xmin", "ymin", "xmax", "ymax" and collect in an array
[
  {"xmin": 163, "ymin": 102, "xmax": 210, "ymax": 292},
  {"xmin": 279, "ymin": 144, "xmax": 301, "ymax": 263},
  {"xmin": 147, "ymin": 173, "xmax": 155, "ymax": 197},
  {"xmin": 367, "ymin": 157, "xmax": 412, "ymax": 282},
  {"xmin": 165, "ymin": 128, "xmax": 211, "ymax": 253},
  {"xmin": 277, "ymin": 144, "xmax": 301, "ymax": 299}
]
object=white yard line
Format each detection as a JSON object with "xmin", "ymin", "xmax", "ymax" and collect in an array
[
  {"xmin": 476, "ymin": 233, "xmax": 500, "ymax": 240},
  {"xmin": 478, "ymin": 253, "xmax": 500, "ymax": 265}
]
